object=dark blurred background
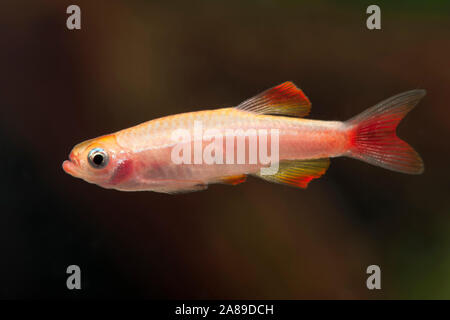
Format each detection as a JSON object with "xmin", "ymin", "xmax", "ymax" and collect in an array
[{"xmin": 1, "ymin": 0, "xmax": 449, "ymax": 299}]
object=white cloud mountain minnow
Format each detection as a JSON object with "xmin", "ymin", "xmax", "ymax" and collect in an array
[{"xmin": 63, "ymin": 82, "xmax": 425, "ymax": 193}]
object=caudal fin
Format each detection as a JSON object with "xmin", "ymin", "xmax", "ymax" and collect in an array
[{"xmin": 346, "ymin": 90, "xmax": 425, "ymax": 174}]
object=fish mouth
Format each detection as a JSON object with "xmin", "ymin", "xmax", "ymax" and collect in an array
[
  {"xmin": 62, "ymin": 160, "xmax": 77, "ymax": 176},
  {"xmin": 62, "ymin": 152, "xmax": 79, "ymax": 177}
]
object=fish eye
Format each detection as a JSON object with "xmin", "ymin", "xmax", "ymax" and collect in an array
[{"xmin": 88, "ymin": 148, "xmax": 109, "ymax": 169}]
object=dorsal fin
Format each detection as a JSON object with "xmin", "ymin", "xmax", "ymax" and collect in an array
[
  {"xmin": 235, "ymin": 81, "xmax": 311, "ymax": 117},
  {"xmin": 253, "ymin": 158, "xmax": 330, "ymax": 188}
]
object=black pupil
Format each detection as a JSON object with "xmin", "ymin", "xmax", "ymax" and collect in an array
[{"xmin": 93, "ymin": 154, "xmax": 104, "ymax": 166}]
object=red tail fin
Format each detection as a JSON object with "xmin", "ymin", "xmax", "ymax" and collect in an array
[{"xmin": 346, "ymin": 90, "xmax": 425, "ymax": 174}]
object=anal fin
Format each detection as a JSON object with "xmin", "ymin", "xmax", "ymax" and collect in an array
[{"xmin": 254, "ymin": 158, "xmax": 330, "ymax": 188}]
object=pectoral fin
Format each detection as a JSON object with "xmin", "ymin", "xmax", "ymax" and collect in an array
[
  {"xmin": 162, "ymin": 183, "xmax": 208, "ymax": 194},
  {"xmin": 254, "ymin": 158, "xmax": 330, "ymax": 188}
]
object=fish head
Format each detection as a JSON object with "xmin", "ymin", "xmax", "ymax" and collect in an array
[{"xmin": 63, "ymin": 134, "xmax": 131, "ymax": 188}]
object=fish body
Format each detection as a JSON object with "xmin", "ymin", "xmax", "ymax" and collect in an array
[{"xmin": 63, "ymin": 82, "xmax": 425, "ymax": 193}]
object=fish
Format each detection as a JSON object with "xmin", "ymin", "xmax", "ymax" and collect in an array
[{"xmin": 62, "ymin": 82, "xmax": 425, "ymax": 193}]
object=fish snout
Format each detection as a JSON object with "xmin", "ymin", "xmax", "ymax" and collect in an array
[{"xmin": 69, "ymin": 151, "xmax": 80, "ymax": 164}]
